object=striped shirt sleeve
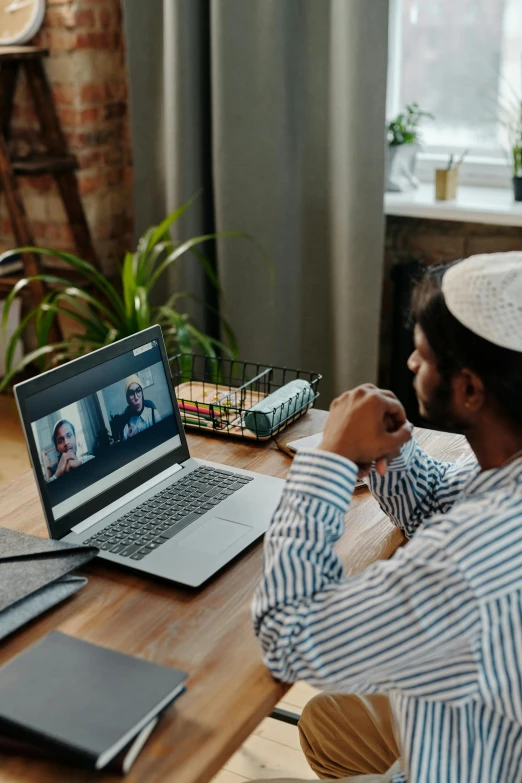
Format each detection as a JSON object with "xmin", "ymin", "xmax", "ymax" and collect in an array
[
  {"xmin": 252, "ymin": 448, "xmax": 480, "ymax": 694},
  {"xmin": 369, "ymin": 437, "xmax": 478, "ymax": 538}
]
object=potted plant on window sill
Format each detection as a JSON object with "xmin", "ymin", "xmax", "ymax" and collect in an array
[
  {"xmin": 511, "ymin": 111, "xmax": 522, "ymax": 202},
  {"xmin": 497, "ymin": 88, "xmax": 522, "ymax": 201},
  {"xmin": 0, "ymin": 194, "xmax": 269, "ymax": 391},
  {"xmin": 386, "ymin": 102, "xmax": 434, "ymax": 192}
]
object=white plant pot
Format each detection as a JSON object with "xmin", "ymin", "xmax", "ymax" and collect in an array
[{"xmin": 386, "ymin": 143, "xmax": 420, "ymax": 192}]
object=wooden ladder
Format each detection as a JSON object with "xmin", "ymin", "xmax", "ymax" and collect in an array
[{"xmin": 0, "ymin": 45, "xmax": 99, "ymax": 339}]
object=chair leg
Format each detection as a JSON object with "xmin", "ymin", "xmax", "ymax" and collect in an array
[{"xmin": 269, "ymin": 707, "xmax": 301, "ymax": 726}]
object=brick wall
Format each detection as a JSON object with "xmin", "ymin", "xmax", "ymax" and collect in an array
[
  {"xmin": 380, "ymin": 215, "xmax": 522, "ymax": 387},
  {"xmin": 3, "ymin": 0, "xmax": 133, "ymax": 272}
]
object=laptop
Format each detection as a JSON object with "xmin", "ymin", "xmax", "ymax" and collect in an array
[{"xmin": 14, "ymin": 326, "xmax": 285, "ymax": 587}]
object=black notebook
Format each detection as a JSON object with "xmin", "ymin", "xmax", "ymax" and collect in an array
[
  {"xmin": 0, "ymin": 715, "xmax": 159, "ymax": 774},
  {"xmin": 0, "ymin": 632, "xmax": 187, "ymax": 771}
]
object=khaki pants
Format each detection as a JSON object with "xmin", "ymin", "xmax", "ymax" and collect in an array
[{"xmin": 252, "ymin": 693, "xmax": 402, "ymax": 783}]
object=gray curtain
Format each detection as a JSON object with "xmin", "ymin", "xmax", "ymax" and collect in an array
[
  {"xmin": 77, "ymin": 396, "xmax": 105, "ymax": 454},
  {"xmin": 124, "ymin": 0, "xmax": 388, "ymax": 403}
]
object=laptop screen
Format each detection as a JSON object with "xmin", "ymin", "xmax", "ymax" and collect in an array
[{"xmin": 24, "ymin": 337, "xmax": 182, "ymax": 525}]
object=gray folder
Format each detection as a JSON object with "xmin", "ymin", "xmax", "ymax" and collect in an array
[{"xmin": 0, "ymin": 528, "xmax": 98, "ymax": 641}]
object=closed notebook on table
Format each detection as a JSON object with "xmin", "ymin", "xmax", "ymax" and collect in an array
[
  {"xmin": 0, "ymin": 715, "xmax": 159, "ymax": 774},
  {"xmin": 0, "ymin": 631, "xmax": 187, "ymax": 771}
]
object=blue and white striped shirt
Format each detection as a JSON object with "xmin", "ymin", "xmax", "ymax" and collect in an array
[{"xmin": 252, "ymin": 438, "xmax": 522, "ymax": 782}]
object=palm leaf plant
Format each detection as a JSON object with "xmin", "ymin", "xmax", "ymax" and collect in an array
[
  {"xmin": 0, "ymin": 194, "xmax": 263, "ymax": 390},
  {"xmin": 499, "ymin": 98, "xmax": 522, "ymax": 178},
  {"xmin": 485, "ymin": 72, "xmax": 522, "ymax": 179}
]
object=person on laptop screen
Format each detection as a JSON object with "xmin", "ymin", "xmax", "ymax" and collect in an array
[
  {"xmin": 123, "ymin": 375, "xmax": 161, "ymax": 440},
  {"xmin": 48, "ymin": 419, "xmax": 94, "ymax": 481}
]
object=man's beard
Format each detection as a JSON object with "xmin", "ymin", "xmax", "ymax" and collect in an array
[{"xmin": 417, "ymin": 375, "xmax": 468, "ymax": 433}]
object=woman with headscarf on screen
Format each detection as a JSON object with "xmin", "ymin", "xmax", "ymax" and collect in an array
[{"xmin": 122, "ymin": 375, "xmax": 161, "ymax": 440}]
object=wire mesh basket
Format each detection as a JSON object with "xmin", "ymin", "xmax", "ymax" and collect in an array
[{"xmin": 170, "ymin": 354, "xmax": 322, "ymax": 441}]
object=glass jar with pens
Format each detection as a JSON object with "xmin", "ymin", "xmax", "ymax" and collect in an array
[
  {"xmin": 169, "ymin": 354, "xmax": 322, "ymax": 440},
  {"xmin": 435, "ymin": 149, "xmax": 469, "ymax": 200}
]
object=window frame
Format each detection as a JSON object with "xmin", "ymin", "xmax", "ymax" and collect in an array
[{"xmin": 387, "ymin": 0, "xmax": 513, "ymax": 189}]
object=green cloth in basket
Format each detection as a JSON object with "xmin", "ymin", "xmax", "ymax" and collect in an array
[{"xmin": 244, "ymin": 379, "xmax": 314, "ymax": 437}]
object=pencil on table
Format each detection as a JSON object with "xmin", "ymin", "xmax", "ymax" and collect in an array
[{"xmin": 178, "ymin": 402, "xmax": 225, "ymax": 418}]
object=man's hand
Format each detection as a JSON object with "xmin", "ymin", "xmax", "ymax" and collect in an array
[
  {"xmin": 54, "ymin": 451, "xmax": 79, "ymax": 478},
  {"xmin": 65, "ymin": 455, "xmax": 81, "ymax": 471},
  {"xmin": 318, "ymin": 385, "xmax": 413, "ymax": 476}
]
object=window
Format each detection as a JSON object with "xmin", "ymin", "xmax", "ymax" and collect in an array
[{"xmin": 387, "ymin": 0, "xmax": 522, "ymax": 186}]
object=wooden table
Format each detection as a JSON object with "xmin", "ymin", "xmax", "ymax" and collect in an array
[{"xmin": 0, "ymin": 410, "xmax": 470, "ymax": 783}]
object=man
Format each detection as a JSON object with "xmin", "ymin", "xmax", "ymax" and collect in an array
[
  {"xmin": 252, "ymin": 253, "xmax": 522, "ymax": 782},
  {"xmin": 48, "ymin": 419, "xmax": 94, "ymax": 480},
  {"xmin": 122, "ymin": 374, "xmax": 161, "ymax": 440}
]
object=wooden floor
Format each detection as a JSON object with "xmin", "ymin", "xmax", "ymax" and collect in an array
[
  {"xmin": 0, "ymin": 394, "xmax": 319, "ymax": 781},
  {"xmin": 212, "ymin": 682, "xmax": 320, "ymax": 783}
]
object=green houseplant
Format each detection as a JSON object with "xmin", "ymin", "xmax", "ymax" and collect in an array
[
  {"xmin": 386, "ymin": 102, "xmax": 434, "ymax": 192},
  {"xmin": 387, "ymin": 102, "xmax": 433, "ymax": 146},
  {"xmin": 503, "ymin": 100, "xmax": 522, "ymax": 200},
  {"xmin": 513, "ymin": 136, "xmax": 522, "ymax": 200},
  {"xmin": 0, "ymin": 194, "xmax": 263, "ymax": 390},
  {"xmin": 486, "ymin": 69, "xmax": 522, "ymax": 199},
  {"xmin": 486, "ymin": 74, "xmax": 522, "ymax": 200}
]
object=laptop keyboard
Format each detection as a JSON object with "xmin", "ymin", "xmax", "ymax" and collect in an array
[{"xmin": 83, "ymin": 466, "xmax": 254, "ymax": 561}]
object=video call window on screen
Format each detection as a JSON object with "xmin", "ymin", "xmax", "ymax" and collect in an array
[{"xmin": 31, "ymin": 362, "xmax": 173, "ymax": 485}]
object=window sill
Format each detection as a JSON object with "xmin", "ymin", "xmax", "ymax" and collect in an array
[{"xmin": 384, "ymin": 184, "xmax": 522, "ymax": 227}]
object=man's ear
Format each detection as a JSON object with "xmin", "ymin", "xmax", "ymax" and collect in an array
[{"xmin": 454, "ymin": 368, "xmax": 486, "ymax": 413}]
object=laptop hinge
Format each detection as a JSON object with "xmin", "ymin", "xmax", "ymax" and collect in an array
[{"xmin": 71, "ymin": 463, "xmax": 184, "ymax": 535}]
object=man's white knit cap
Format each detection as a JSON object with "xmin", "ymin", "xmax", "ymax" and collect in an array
[{"xmin": 441, "ymin": 252, "xmax": 522, "ymax": 352}]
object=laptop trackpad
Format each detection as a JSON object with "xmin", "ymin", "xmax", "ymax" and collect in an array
[{"xmin": 178, "ymin": 517, "xmax": 251, "ymax": 554}]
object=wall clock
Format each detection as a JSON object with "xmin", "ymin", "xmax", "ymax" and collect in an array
[{"xmin": 0, "ymin": 0, "xmax": 46, "ymax": 46}]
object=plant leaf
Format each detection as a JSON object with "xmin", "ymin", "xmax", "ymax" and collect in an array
[
  {"xmin": 137, "ymin": 240, "xmax": 173, "ymax": 285},
  {"xmin": 4, "ymin": 307, "xmax": 42, "ymax": 373},
  {"xmin": 148, "ymin": 231, "xmax": 255, "ymax": 290},
  {"xmin": 1, "ymin": 274, "xmax": 71, "ymax": 336},
  {"xmin": 8, "ymin": 247, "xmax": 127, "ymax": 324},
  {"xmin": 173, "ymin": 290, "xmax": 239, "ymax": 358},
  {"xmin": 53, "ymin": 288, "xmax": 116, "ymax": 329},
  {"xmin": 134, "ymin": 286, "xmax": 151, "ymax": 331},
  {"xmin": 39, "ymin": 302, "xmax": 106, "ymax": 340},
  {"xmin": 184, "ymin": 323, "xmax": 217, "ymax": 358},
  {"xmin": 155, "ymin": 307, "xmax": 192, "ymax": 354},
  {"xmin": 122, "ymin": 251, "xmax": 137, "ymax": 318},
  {"xmin": 147, "ymin": 191, "xmax": 202, "ymax": 250},
  {"xmin": 35, "ymin": 300, "xmax": 56, "ymax": 368},
  {"xmin": 0, "ymin": 343, "xmax": 73, "ymax": 392},
  {"xmin": 189, "ymin": 247, "xmax": 221, "ymax": 293}
]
